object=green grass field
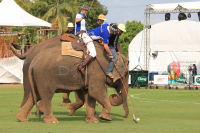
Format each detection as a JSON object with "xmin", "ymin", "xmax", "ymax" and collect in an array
[{"xmin": 0, "ymin": 84, "xmax": 200, "ymax": 133}]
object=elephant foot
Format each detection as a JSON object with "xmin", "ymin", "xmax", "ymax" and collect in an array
[
  {"xmin": 16, "ymin": 114, "xmax": 28, "ymax": 122},
  {"xmin": 62, "ymin": 99, "xmax": 71, "ymax": 106},
  {"xmin": 67, "ymin": 104, "xmax": 75, "ymax": 115},
  {"xmin": 99, "ymin": 113, "xmax": 112, "ymax": 121},
  {"xmin": 97, "ymin": 103, "xmax": 102, "ymax": 107},
  {"xmin": 94, "ymin": 111, "xmax": 99, "ymax": 118},
  {"xmin": 124, "ymin": 114, "xmax": 128, "ymax": 118},
  {"xmin": 28, "ymin": 112, "xmax": 32, "ymax": 116},
  {"xmin": 36, "ymin": 108, "xmax": 44, "ymax": 115},
  {"xmin": 44, "ymin": 117, "xmax": 58, "ymax": 123},
  {"xmin": 85, "ymin": 117, "xmax": 99, "ymax": 123}
]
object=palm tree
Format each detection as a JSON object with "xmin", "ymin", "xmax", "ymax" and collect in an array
[{"xmin": 30, "ymin": 0, "xmax": 74, "ymax": 33}]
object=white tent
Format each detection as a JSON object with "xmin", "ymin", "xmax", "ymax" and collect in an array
[
  {"xmin": 0, "ymin": 57, "xmax": 23, "ymax": 83},
  {"xmin": 0, "ymin": 0, "xmax": 51, "ymax": 83},
  {"xmin": 129, "ymin": 20, "xmax": 200, "ymax": 74},
  {"xmin": 150, "ymin": 1, "xmax": 200, "ymax": 11},
  {"xmin": 0, "ymin": 0, "xmax": 51, "ymax": 27}
]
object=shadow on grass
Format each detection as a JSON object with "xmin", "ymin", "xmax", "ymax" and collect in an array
[{"xmin": 29, "ymin": 110, "xmax": 125, "ymax": 123}]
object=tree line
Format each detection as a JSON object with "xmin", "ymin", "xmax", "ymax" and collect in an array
[{"xmin": 0, "ymin": 0, "xmax": 143, "ymax": 58}]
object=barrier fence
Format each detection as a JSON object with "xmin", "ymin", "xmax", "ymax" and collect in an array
[{"xmin": 129, "ymin": 71, "xmax": 199, "ymax": 90}]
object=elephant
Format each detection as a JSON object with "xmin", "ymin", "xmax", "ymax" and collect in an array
[
  {"xmin": 10, "ymin": 36, "xmax": 129, "ymax": 122},
  {"xmin": 26, "ymin": 41, "xmax": 129, "ymax": 123}
]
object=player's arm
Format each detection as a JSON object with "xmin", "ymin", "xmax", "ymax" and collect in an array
[
  {"xmin": 104, "ymin": 44, "xmax": 112, "ymax": 55},
  {"xmin": 76, "ymin": 14, "xmax": 83, "ymax": 23},
  {"xmin": 76, "ymin": 17, "xmax": 83, "ymax": 23}
]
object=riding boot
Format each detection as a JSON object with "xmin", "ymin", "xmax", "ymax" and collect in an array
[{"xmin": 78, "ymin": 55, "xmax": 93, "ymax": 75}]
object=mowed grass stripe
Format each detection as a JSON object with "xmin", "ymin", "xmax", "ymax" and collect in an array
[{"xmin": 0, "ymin": 85, "xmax": 199, "ymax": 133}]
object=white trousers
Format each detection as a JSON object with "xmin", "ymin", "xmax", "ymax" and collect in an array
[{"xmin": 79, "ymin": 33, "xmax": 96, "ymax": 57}]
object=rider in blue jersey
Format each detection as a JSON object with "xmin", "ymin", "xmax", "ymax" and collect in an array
[
  {"xmin": 75, "ymin": 5, "xmax": 88, "ymax": 34},
  {"xmin": 76, "ymin": 5, "xmax": 97, "ymax": 74},
  {"xmin": 88, "ymin": 23, "xmax": 118, "ymax": 78}
]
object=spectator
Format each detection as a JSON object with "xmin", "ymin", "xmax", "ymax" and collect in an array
[
  {"xmin": 94, "ymin": 14, "xmax": 106, "ymax": 28},
  {"xmin": 192, "ymin": 64, "xmax": 197, "ymax": 83},
  {"xmin": 65, "ymin": 22, "xmax": 75, "ymax": 34}
]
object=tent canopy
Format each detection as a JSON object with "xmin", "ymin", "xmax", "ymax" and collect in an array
[
  {"xmin": 0, "ymin": 0, "xmax": 51, "ymax": 27},
  {"xmin": 129, "ymin": 20, "xmax": 200, "ymax": 52},
  {"xmin": 128, "ymin": 20, "xmax": 200, "ymax": 73},
  {"xmin": 150, "ymin": 1, "xmax": 200, "ymax": 11}
]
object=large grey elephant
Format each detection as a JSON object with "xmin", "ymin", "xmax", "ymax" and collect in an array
[
  {"xmin": 26, "ymin": 41, "xmax": 128, "ymax": 123},
  {"xmin": 10, "ymin": 36, "xmax": 129, "ymax": 123}
]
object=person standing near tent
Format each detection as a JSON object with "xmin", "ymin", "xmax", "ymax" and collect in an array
[
  {"xmin": 94, "ymin": 14, "xmax": 106, "ymax": 28},
  {"xmin": 192, "ymin": 64, "xmax": 197, "ymax": 83},
  {"xmin": 105, "ymin": 24, "xmax": 126, "ymax": 78},
  {"xmin": 65, "ymin": 22, "xmax": 74, "ymax": 34}
]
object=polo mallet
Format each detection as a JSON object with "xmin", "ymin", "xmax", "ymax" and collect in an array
[{"xmin": 113, "ymin": 62, "xmax": 140, "ymax": 124}]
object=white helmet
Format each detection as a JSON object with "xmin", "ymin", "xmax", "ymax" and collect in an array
[{"xmin": 118, "ymin": 24, "xmax": 126, "ymax": 32}]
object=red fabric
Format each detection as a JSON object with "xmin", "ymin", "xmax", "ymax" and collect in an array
[{"xmin": 84, "ymin": 41, "xmax": 93, "ymax": 46}]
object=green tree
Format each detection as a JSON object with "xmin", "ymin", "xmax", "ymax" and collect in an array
[
  {"xmin": 0, "ymin": 0, "xmax": 31, "ymax": 11},
  {"xmin": 119, "ymin": 21, "xmax": 143, "ymax": 58},
  {"xmin": 66, "ymin": 0, "xmax": 108, "ymax": 30},
  {"xmin": 29, "ymin": 0, "xmax": 74, "ymax": 33}
]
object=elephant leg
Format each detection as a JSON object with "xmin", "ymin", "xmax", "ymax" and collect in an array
[
  {"xmin": 42, "ymin": 97, "xmax": 58, "ymax": 123},
  {"xmin": 122, "ymin": 100, "xmax": 129, "ymax": 118},
  {"xmin": 85, "ymin": 94, "xmax": 99, "ymax": 123},
  {"xmin": 16, "ymin": 93, "xmax": 35, "ymax": 122},
  {"xmin": 89, "ymin": 84, "xmax": 112, "ymax": 121},
  {"xmin": 67, "ymin": 90, "xmax": 84, "ymax": 115},
  {"xmin": 62, "ymin": 92, "xmax": 71, "ymax": 106},
  {"xmin": 36, "ymin": 101, "xmax": 44, "ymax": 115}
]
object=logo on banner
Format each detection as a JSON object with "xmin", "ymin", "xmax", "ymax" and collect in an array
[
  {"xmin": 196, "ymin": 77, "xmax": 200, "ymax": 84},
  {"xmin": 176, "ymin": 76, "xmax": 186, "ymax": 83},
  {"xmin": 138, "ymin": 76, "xmax": 147, "ymax": 83},
  {"xmin": 157, "ymin": 78, "xmax": 165, "ymax": 82}
]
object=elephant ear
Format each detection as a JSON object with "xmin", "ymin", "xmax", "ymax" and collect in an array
[{"xmin": 112, "ymin": 55, "xmax": 127, "ymax": 82}]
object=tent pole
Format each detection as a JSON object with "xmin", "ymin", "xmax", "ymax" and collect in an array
[{"xmin": 144, "ymin": 5, "xmax": 151, "ymax": 71}]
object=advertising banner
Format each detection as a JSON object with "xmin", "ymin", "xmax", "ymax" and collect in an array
[
  {"xmin": 194, "ymin": 75, "xmax": 200, "ymax": 85},
  {"xmin": 154, "ymin": 75, "xmax": 168, "ymax": 85}
]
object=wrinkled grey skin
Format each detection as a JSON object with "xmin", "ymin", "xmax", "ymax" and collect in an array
[{"xmin": 10, "ymin": 37, "xmax": 129, "ymax": 122}]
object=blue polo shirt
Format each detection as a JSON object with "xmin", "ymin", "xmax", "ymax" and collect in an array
[
  {"xmin": 75, "ymin": 13, "xmax": 86, "ymax": 34},
  {"xmin": 88, "ymin": 24, "xmax": 110, "ymax": 44}
]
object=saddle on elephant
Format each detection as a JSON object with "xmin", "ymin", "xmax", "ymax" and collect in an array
[
  {"xmin": 61, "ymin": 42, "xmax": 86, "ymax": 58},
  {"xmin": 61, "ymin": 40, "xmax": 128, "ymax": 82},
  {"xmin": 60, "ymin": 33, "xmax": 77, "ymax": 42}
]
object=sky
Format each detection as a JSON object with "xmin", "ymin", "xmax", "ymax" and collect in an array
[{"xmin": 98, "ymin": 0, "xmax": 200, "ymax": 25}]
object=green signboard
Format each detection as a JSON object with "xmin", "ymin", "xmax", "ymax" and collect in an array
[
  {"xmin": 176, "ymin": 76, "xmax": 186, "ymax": 83},
  {"xmin": 196, "ymin": 77, "xmax": 200, "ymax": 84},
  {"xmin": 138, "ymin": 76, "xmax": 148, "ymax": 83}
]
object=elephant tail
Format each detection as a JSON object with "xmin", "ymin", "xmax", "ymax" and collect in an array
[
  {"xmin": 9, "ymin": 43, "xmax": 26, "ymax": 60},
  {"xmin": 28, "ymin": 63, "xmax": 39, "ymax": 116}
]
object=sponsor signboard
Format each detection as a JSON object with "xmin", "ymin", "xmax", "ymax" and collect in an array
[
  {"xmin": 195, "ymin": 76, "xmax": 200, "ymax": 85},
  {"xmin": 154, "ymin": 75, "xmax": 168, "ymax": 85},
  {"xmin": 176, "ymin": 76, "xmax": 186, "ymax": 83},
  {"xmin": 138, "ymin": 76, "xmax": 148, "ymax": 83}
]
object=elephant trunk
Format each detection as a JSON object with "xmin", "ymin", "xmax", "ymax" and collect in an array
[{"xmin": 109, "ymin": 76, "xmax": 128, "ymax": 106}]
